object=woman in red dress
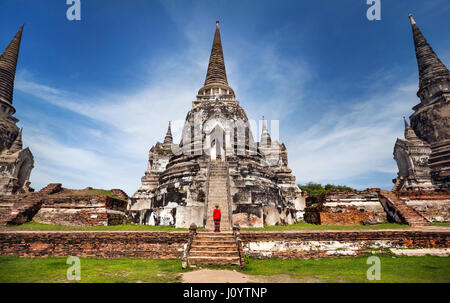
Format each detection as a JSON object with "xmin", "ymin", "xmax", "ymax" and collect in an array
[{"xmin": 213, "ymin": 205, "xmax": 221, "ymax": 232}]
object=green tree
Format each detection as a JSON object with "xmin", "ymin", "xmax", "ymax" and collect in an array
[{"xmin": 298, "ymin": 182, "xmax": 354, "ymax": 197}]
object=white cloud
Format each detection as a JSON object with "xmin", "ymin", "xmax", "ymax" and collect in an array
[{"xmin": 288, "ymin": 82, "xmax": 418, "ymax": 188}]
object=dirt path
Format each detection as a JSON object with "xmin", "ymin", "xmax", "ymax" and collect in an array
[
  {"xmin": 181, "ymin": 269, "xmax": 256, "ymax": 283},
  {"xmin": 180, "ymin": 269, "xmax": 310, "ymax": 283}
]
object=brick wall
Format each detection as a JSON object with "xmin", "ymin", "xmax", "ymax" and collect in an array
[
  {"xmin": 304, "ymin": 190, "xmax": 387, "ymax": 225},
  {"xmin": 0, "ymin": 231, "xmax": 188, "ymax": 258},
  {"xmin": 241, "ymin": 230, "xmax": 449, "ymax": 259},
  {"xmin": 0, "ymin": 230, "xmax": 448, "ymax": 259}
]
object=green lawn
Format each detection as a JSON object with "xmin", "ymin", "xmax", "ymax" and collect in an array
[
  {"xmin": 237, "ymin": 255, "xmax": 450, "ymax": 283},
  {"xmin": 242, "ymin": 222, "xmax": 410, "ymax": 231},
  {"xmin": 0, "ymin": 257, "xmax": 190, "ymax": 283},
  {"xmin": 1, "ymin": 255, "xmax": 449, "ymax": 283},
  {"xmin": 432, "ymin": 222, "xmax": 450, "ymax": 227},
  {"xmin": 1, "ymin": 221, "xmax": 415, "ymax": 232},
  {"xmin": 1, "ymin": 222, "xmax": 188, "ymax": 231}
]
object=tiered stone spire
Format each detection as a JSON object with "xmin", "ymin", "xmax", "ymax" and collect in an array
[
  {"xmin": 403, "ymin": 117, "xmax": 420, "ymax": 141},
  {"xmin": 409, "ymin": 14, "xmax": 450, "ymax": 100},
  {"xmin": 6, "ymin": 128, "xmax": 23, "ymax": 155},
  {"xmin": 205, "ymin": 21, "xmax": 228, "ymax": 87},
  {"xmin": 163, "ymin": 121, "xmax": 173, "ymax": 149},
  {"xmin": 197, "ymin": 21, "xmax": 234, "ymax": 99},
  {"xmin": 260, "ymin": 116, "xmax": 272, "ymax": 146},
  {"xmin": 0, "ymin": 24, "xmax": 24, "ymax": 114}
]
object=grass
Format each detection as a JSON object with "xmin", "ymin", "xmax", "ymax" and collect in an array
[
  {"xmin": 237, "ymin": 254, "xmax": 450, "ymax": 283},
  {"xmin": 242, "ymin": 222, "xmax": 411, "ymax": 231},
  {"xmin": 431, "ymin": 222, "xmax": 450, "ymax": 227},
  {"xmin": 59, "ymin": 188, "xmax": 128, "ymax": 202},
  {"xmin": 0, "ymin": 257, "xmax": 191, "ymax": 283},
  {"xmin": 1, "ymin": 221, "xmax": 188, "ymax": 231},
  {"xmin": 1, "ymin": 222, "xmax": 414, "ymax": 232},
  {"xmin": 1, "ymin": 254, "xmax": 449, "ymax": 283}
]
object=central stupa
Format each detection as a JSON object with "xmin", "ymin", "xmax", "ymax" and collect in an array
[{"xmin": 130, "ymin": 21, "xmax": 305, "ymax": 229}]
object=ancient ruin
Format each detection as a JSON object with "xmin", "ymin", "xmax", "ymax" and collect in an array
[
  {"xmin": 304, "ymin": 188, "xmax": 449, "ymax": 226},
  {"xmin": 394, "ymin": 14, "xmax": 450, "ymax": 190},
  {"xmin": 0, "ymin": 25, "xmax": 34, "ymax": 195},
  {"xmin": 0, "ymin": 183, "xmax": 128, "ymax": 226},
  {"xmin": 130, "ymin": 21, "xmax": 306, "ymax": 229},
  {"xmin": 393, "ymin": 117, "xmax": 433, "ymax": 191}
]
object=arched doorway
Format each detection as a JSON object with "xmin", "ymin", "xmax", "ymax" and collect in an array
[{"xmin": 208, "ymin": 124, "xmax": 225, "ymax": 161}]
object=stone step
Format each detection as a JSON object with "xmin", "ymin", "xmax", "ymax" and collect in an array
[
  {"xmin": 196, "ymin": 232, "xmax": 233, "ymax": 236},
  {"xmin": 197, "ymin": 234, "xmax": 233, "ymax": 238},
  {"xmin": 192, "ymin": 240, "xmax": 235, "ymax": 246},
  {"xmin": 380, "ymin": 191, "xmax": 431, "ymax": 226},
  {"xmin": 195, "ymin": 235, "xmax": 234, "ymax": 241},
  {"xmin": 189, "ymin": 251, "xmax": 239, "ymax": 257},
  {"xmin": 188, "ymin": 256, "xmax": 240, "ymax": 266},
  {"xmin": 191, "ymin": 245, "xmax": 237, "ymax": 252}
]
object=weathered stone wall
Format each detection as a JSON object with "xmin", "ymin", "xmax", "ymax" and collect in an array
[
  {"xmin": 0, "ymin": 231, "xmax": 188, "ymax": 258},
  {"xmin": 241, "ymin": 230, "xmax": 449, "ymax": 259}
]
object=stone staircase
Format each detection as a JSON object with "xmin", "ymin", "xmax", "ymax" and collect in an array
[
  {"xmin": 188, "ymin": 232, "xmax": 241, "ymax": 266},
  {"xmin": 379, "ymin": 190, "xmax": 431, "ymax": 227},
  {"xmin": 205, "ymin": 162, "xmax": 231, "ymax": 231},
  {"xmin": 0, "ymin": 194, "xmax": 43, "ymax": 225}
]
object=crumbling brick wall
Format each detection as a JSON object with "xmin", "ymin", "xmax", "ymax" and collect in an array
[
  {"xmin": 0, "ymin": 185, "xmax": 129, "ymax": 226},
  {"xmin": 0, "ymin": 231, "xmax": 188, "ymax": 258},
  {"xmin": 241, "ymin": 230, "xmax": 449, "ymax": 259},
  {"xmin": 0, "ymin": 230, "xmax": 447, "ymax": 259},
  {"xmin": 33, "ymin": 196, "xmax": 128, "ymax": 226},
  {"xmin": 398, "ymin": 190, "xmax": 450, "ymax": 222},
  {"xmin": 304, "ymin": 190, "xmax": 387, "ymax": 225}
]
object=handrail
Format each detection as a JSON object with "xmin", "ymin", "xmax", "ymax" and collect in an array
[
  {"xmin": 233, "ymin": 224, "xmax": 245, "ymax": 268},
  {"xmin": 203, "ymin": 162, "xmax": 211, "ymax": 228},
  {"xmin": 182, "ymin": 223, "xmax": 197, "ymax": 269},
  {"xmin": 226, "ymin": 162, "xmax": 233, "ymax": 227}
]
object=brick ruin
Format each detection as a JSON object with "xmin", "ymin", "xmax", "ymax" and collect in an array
[
  {"xmin": 304, "ymin": 189, "xmax": 388, "ymax": 225},
  {"xmin": 304, "ymin": 188, "xmax": 450, "ymax": 226},
  {"xmin": 0, "ymin": 184, "xmax": 128, "ymax": 226},
  {"xmin": 129, "ymin": 21, "xmax": 306, "ymax": 229}
]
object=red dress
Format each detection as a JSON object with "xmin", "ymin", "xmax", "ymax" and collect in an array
[
  {"xmin": 213, "ymin": 209, "xmax": 221, "ymax": 232},
  {"xmin": 213, "ymin": 209, "xmax": 221, "ymax": 220}
]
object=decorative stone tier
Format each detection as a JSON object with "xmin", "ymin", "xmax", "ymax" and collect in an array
[{"xmin": 130, "ymin": 153, "xmax": 303, "ymax": 228}]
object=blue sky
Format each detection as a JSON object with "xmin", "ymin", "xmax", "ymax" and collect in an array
[{"xmin": 1, "ymin": 0, "xmax": 450, "ymax": 194}]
